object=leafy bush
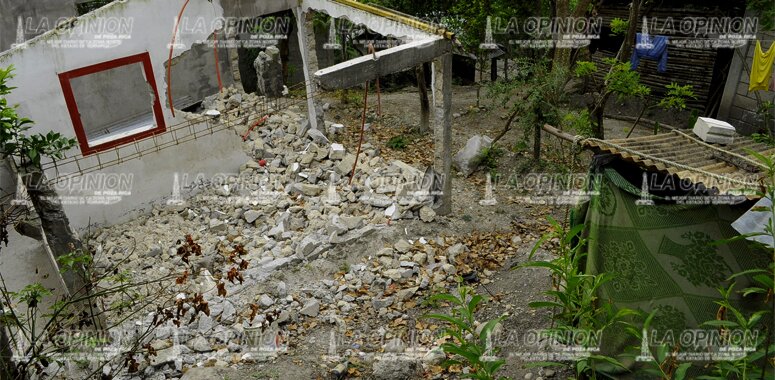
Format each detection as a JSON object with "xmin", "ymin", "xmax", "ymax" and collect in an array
[
  {"xmin": 574, "ymin": 61, "xmax": 598, "ymax": 78},
  {"xmin": 610, "ymin": 18, "xmax": 629, "ymax": 36},
  {"xmin": 387, "ymin": 134, "xmax": 410, "ymax": 150},
  {"xmin": 562, "ymin": 110, "xmax": 594, "ymax": 137},
  {"xmin": 657, "ymin": 83, "xmax": 696, "ymax": 111},
  {"xmin": 476, "ymin": 146, "xmax": 504, "ymax": 170},
  {"xmin": 423, "ymin": 286, "xmax": 507, "ymax": 380}
]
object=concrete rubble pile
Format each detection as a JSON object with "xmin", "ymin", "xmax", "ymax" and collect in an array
[{"xmin": 67, "ymin": 87, "xmax": 490, "ymax": 380}]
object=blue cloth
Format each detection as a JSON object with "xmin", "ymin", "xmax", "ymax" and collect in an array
[{"xmin": 630, "ymin": 33, "xmax": 669, "ymax": 73}]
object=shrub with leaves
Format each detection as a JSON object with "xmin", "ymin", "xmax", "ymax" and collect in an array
[
  {"xmin": 609, "ymin": 18, "xmax": 629, "ymax": 36},
  {"xmin": 517, "ymin": 216, "xmax": 640, "ymax": 378},
  {"xmin": 423, "ymin": 286, "xmax": 507, "ymax": 380},
  {"xmin": 387, "ymin": 135, "xmax": 410, "ymax": 150}
]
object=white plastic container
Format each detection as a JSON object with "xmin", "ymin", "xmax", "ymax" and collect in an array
[{"xmin": 692, "ymin": 117, "xmax": 735, "ymax": 144}]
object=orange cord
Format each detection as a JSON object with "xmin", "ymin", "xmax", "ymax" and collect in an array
[
  {"xmin": 214, "ymin": 30, "xmax": 223, "ymax": 93},
  {"xmin": 166, "ymin": 0, "xmax": 191, "ymax": 118},
  {"xmin": 242, "ymin": 115, "xmax": 269, "ymax": 141}
]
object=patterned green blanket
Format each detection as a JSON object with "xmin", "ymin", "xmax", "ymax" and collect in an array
[{"xmin": 572, "ymin": 167, "xmax": 771, "ymax": 374}]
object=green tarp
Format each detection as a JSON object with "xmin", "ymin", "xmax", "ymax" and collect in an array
[{"xmin": 572, "ymin": 165, "xmax": 771, "ymax": 373}]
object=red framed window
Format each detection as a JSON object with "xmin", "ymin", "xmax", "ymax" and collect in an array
[{"xmin": 58, "ymin": 52, "xmax": 166, "ymax": 155}]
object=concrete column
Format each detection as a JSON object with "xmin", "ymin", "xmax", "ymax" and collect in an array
[
  {"xmin": 294, "ymin": 7, "xmax": 319, "ymax": 130},
  {"xmin": 304, "ymin": 11, "xmax": 320, "ymax": 75},
  {"xmin": 431, "ymin": 53, "xmax": 452, "ymax": 215}
]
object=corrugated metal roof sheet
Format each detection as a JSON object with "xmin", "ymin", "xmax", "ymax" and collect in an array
[{"xmin": 582, "ymin": 130, "xmax": 775, "ymax": 196}]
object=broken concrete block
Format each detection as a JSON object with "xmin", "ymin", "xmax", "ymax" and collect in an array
[
  {"xmin": 187, "ymin": 336, "xmax": 212, "ymax": 353},
  {"xmin": 329, "ymin": 123, "xmax": 345, "ymax": 136},
  {"xmin": 336, "ymin": 154, "xmax": 357, "ymax": 176},
  {"xmin": 259, "ymin": 294, "xmax": 274, "ymax": 307},
  {"xmin": 254, "ymin": 46, "xmax": 284, "ymax": 98},
  {"xmin": 306, "ymin": 128, "xmax": 330, "ymax": 145},
  {"xmin": 454, "ymin": 135, "xmax": 493, "ymax": 176},
  {"xmin": 329, "ymin": 143, "xmax": 346, "ymax": 160},
  {"xmin": 419, "ymin": 206, "xmax": 436, "ymax": 222},
  {"xmin": 339, "ymin": 216, "xmax": 364, "ymax": 230},
  {"xmin": 243, "ymin": 210, "xmax": 261, "ymax": 224},
  {"xmin": 360, "ymin": 193, "xmax": 393, "ymax": 208},
  {"xmin": 293, "ymin": 183, "xmax": 322, "ymax": 197},
  {"xmin": 394, "ymin": 239, "xmax": 412, "ymax": 253},
  {"xmin": 296, "ymin": 235, "xmax": 322, "ymax": 256},
  {"xmin": 693, "ymin": 117, "xmax": 735, "ymax": 144},
  {"xmin": 299, "ymin": 299, "xmax": 320, "ymax": 317}
]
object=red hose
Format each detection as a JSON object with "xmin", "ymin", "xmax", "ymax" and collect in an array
[
  {"xmin": 349, "ymin": 82, "xmax": 369, "ymax": 185},
  {"xmin": 242, "ymin": 115, "xmax": 269, "ymax": 141},
  {"xmin": 213, "ymin": 30, "xmax": 223, "ymax": 93},
  {"xmin": 166, "ymin": 0, "xmax": 191, "ymax": 118}
]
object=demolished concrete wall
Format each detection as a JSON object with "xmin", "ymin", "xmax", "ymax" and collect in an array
[
  {"xmin": 0, "ymin": 0, "xmax": 249, "ymax": 232},
  {"xmin": 167, "ymin": 34, "xmax": 236, "ymax": 109}
]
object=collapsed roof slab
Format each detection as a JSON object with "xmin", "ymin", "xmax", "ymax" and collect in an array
[
  {"xmin": 314, "ymin": 38, "xmax": 451, "ymax": 90},
  {"xmin": 301, "ymin": 0, "xmax": 447, "ymax": 42},
  {"xmin": 220, "ymin": 0, "xmax": 294, "ymax": 18}
]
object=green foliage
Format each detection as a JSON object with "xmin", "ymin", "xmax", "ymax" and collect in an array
[
  {"xmin": 699, "ymin": 150, "xmax": 775, "ymax": 379},
  {"xmin": 755, "ymin": 100, "xmax": 774, "ymax": 136},
  {"xmin": 387, "ymin": 134, "xmax": 410, "ymax": 150},
  {"xmin": 0, "ymin": 66, "xmax": 77, "ymax": 168},
  {"xmin": 12, "ymin": 283, "xmax": 52, "ymax": 309},
  {"xmin": 334, "ymin": 88, "xmax": 362, "ymax": 105},
  {"xmin": 562, "ymin": 110, "xmax": 594, "ymax": 137},
  {"xmin": 747, "ymin": 0, "xmax": 775, "ymax": 30},
  {"xmin": 422, "ymin": 286, "xmax": 508, "ymax": 380},
  {"xmin": 517, "ymin": 216, "xmax": 639, "ymax": 378},
  {"xmin": 574, "ymin": 61, "xmax": 598, "ymax": 78},
  {"xmin": 488, "ymin": 59, "xmax": 568, "ymax": 158},
  {"xmin": 610, "ymin": 18, "xmax": 629, "ymax": 36},
  {"xmin": 57, "ymin": 251, "xmax": 93, "ymax": 275},
  {"xmin": 687, "ymin": 109, "xmax": 700, "ymax": 129},
  {"xmin": 624, "ymin": 310, "xmax": 693, "ymax": 380},
  {"xmin": 751, "ymin": 133, "xmax": 775, "ymax": 146},
  {"xmin": 657, "ymin": 83, "xmax": 697, "ymax": 111},
  {"xmin": 602, "ymin": 58, "xmax": 650, "ymax": 101},
  {"xmin": 475, "ymin": 146, "xmax": 504, "ymax": 171},
  {"xmin": 696, "ymin": 283, "xmax": 773, "ymax": 379}
]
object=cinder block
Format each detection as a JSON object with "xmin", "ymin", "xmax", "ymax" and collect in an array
[{"xmin": 693, "ymin": 117, "xmax": 735, "ymax": 145}]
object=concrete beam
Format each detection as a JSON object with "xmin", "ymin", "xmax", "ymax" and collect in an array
[
  {"xmin": 219, "ymin": 0, "xmax": 293, "ymax": 18},
  {"xmin": 301, "ymin": 0, "xmax": 438, "ymax": 41},
  {"xmin": 293, "ymin": 7, "xmax": 319, "ymax": 130},
  {"xmin": 432, "ymin": 53, "xmax": 452, "ymax": 215},
  {"xmin": 314, "ymin": 38, "xmax": 451, "ymax": 90}
]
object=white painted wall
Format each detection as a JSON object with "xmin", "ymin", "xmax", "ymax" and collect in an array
[
  {"xmin": 0, "ymin": 161, "xmax": 67, "ymax": 326},
  {"xmin": 0, "ymin": 0, "xmax": 249, "ymax": 232}
]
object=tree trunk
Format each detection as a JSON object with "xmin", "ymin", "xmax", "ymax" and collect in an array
[
  {"xmin": 618, "ymin": 0, "xmax": 642, "ymax": 61},
  {"xmin": 592, "ymin": 0, "xmax": 641, "ymax": 138},
  {"xmin": 551, "ymin": 0, "xmax": 591, "ymax": 71},
  {"xmin": 533, "ymin": 123, "xmax": 542, "ymax": 161},
  {"xmin": 416, "ymin": 63, "xmax": 430, "ymax": 133},
  {"xmin": 534, "ymin": 108, "xmax": 544, "ymax": 161},
  {"xmin": 0, "ymin": 321, "xmax": 18, "ymax": 380},
  {"xmin": 23, "ymin": 169, "xmax": 105, "ymax": 331}
]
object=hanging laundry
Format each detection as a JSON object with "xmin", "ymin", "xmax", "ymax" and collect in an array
[
  {"xmin": 630, "ymin": 33, "xmax": 669, "ymax": 73},
  {"xmin": 749, "ymin": 40, "xmax": 775, "ymax": 92}
]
